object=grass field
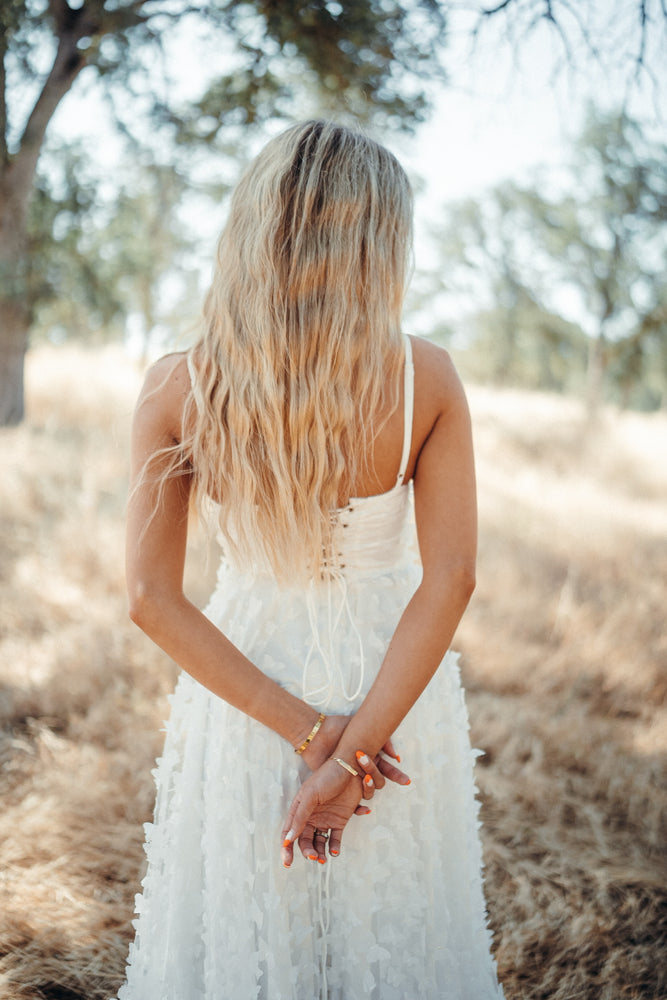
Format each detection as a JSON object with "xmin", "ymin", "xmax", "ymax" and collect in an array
[{"xmin": 0, "ymin": 345, "xmax": 665, "ymax": 999}]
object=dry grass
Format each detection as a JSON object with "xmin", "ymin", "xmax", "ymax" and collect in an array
[{"xmin": 1, "ymin": 345, "xmax": 665, "ymax": 1000}]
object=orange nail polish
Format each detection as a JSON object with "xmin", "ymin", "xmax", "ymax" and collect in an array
[
  {"xmin": 364, "ymin": 774, "xmax": 373, "ymax": 785},
  {"xmin": 396, "ymin": 755, "xmax": 402, "ymax": 763},
  {"xmin": 330, "ymin": 849, "xmax": 339, "ymax": 856},
  {"xmin": 308, "ymin": 853, "xmax": 318, "ymax": 860},
  {"xmin": 317, "ymin": 858, "xmax": 326, "ymax": 865},
  {"xmin": 282, "ymin": 839, "xmax": 291, "ymax": 848},
  {"xmin": 355, "ymin": 750, "xmax": 364, "ymax": 759}
]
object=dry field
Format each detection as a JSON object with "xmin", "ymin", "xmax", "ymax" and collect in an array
[{"xmin": 0, "ymin": 345, "xmax": 665, "ymax": 1000}]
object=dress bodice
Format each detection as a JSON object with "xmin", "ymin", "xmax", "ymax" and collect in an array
[
  {"xmin": 187, "ymin": 335, "xmax": 416, "ymax": 583},
  {"xmin": 329, "ymin": 482, "xmax": 412, "ymax": 576}
]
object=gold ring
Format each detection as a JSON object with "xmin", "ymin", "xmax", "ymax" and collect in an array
[{"xmin": 314, "ymin": 829, "xmax": 329, "ymax": 840}]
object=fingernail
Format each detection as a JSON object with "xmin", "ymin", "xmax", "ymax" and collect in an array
[
  {"xmin": 364, "ymin": 774, "xmax": 373, "ymax": 786},
  {"xmin": 317, "ymin": 857, "xmax": 326, "ymax": 865},
  {"xmin": 284, "ymin": 829, "xmax": 295, "ymax": 844},
  {"xmin": 282, "ymin": 862, "xmax": 291, "ymax": 869},
  {"xmin": 308, "ymin": 853, "xmax": 318, "ymax": 861},
  {"xmin": 405, "ymin": 778, "xmax": 411, "ymax": 785},
  {"xmin": 356, "ymin": 751, "xmax": 370, "ymax": 765},
  {"xmin": 396, "ymin": 754, "xmax": 402, "ymax": 763},
  {"xmin": 330, "ymin": 849, "xmax": 339, "ymax": 856}
]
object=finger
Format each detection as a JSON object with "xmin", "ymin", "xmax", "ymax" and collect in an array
[
  {"xmin": 381, "ymin": 737, "xmax": 401, "ymax": 763},
  {"xmin": 355, "ymin": 751, "xmax": 386, "ymax": 790},
  {"xmin": 298, "ymin": 824, "xmax": 320, "ymax": 863},
  {"xmin": 376, "ymin": 757, "xmax": 411, "ymax": 786},
  {"xmin": 281, "ymin": 839, "xmax": 294, "ymax": 868},
  {"xmin": 354, "ymin": 804, "xmax": 371, "ymax": 815},
  {"xmin": 282, "ymin": 790, "xmax": 319, "ymax": 848},
  {"xmin": 328, "ymin": 827, "xmax": 342, "ymax": 857},
  {"xmin": 312, "ymin": 828, "xmax": 329, "ymax": 865},
  {"xmin": 361, "ymin": 773, "xmax": 375, "ymax": 800}
]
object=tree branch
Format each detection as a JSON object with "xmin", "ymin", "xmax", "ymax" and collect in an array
[
  {"xmin": 11, "ymin": 0, "xmax": 152, "ymax": 203},
  {"xmin": 472, "ymin": 0, "xmax": 667, "ymax": 93},
  {"xmin": 635, "ymin": 0, "xmax": 648, "ymax": 77},
  {"xmin": 13, "ymin": 32, "xmax": 86, "ymax": 202},
  {"xmin": 481, "ymin": 0, "xmax": 514, "ymax": 14}
]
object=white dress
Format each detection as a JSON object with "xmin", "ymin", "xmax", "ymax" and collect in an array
[{"xmin": 117, "ymin": 337, "xmax": 504, "ymax": 1000}]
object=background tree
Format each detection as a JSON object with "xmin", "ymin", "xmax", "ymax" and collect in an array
[
  {"xmin": 28, "ymin": 149, "xmax": 197, "ymax": 357},
  {"xmin": 533, "ymin": 111, "xmax": 667, "ymax": 410},
  {"xmin": 0, "ymin": 0, "xmax": 448, "ymax": 425},
  {"xmin": 426, "ymin": 110, "xmax": 667, "ymax": 410}
]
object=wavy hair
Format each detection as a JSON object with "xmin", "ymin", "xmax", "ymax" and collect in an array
[{"xmin": 164, "ymin": 120, "xmax": 411, "ymax": 583}]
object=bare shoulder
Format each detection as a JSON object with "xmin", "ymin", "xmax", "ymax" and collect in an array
[
  {"xmin": 410, "ymin": 335, "xmax": 468, "ymax": 418},
  {"xmin": 135, "ymin": 351, "xmax": 190, "ymax": 442}
]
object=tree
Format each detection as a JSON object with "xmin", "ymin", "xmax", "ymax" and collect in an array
[
  {"xmin": 424, "ymin": 186, "xmax": 589, "ymax": 392},
  {"xmin": 28, "ymin": 148, "xmax": 197, "ymax": 356},
  {"xmin": 528, "ymin": 111, "xmax": 667, "ymax": 410},
  {"xmin": 427, "ymin": 111, "xmax": 667, "ymax": 409},
  {"xmin": 469, "ymin": 0, "xmax": 667, "ymax": 99},
  {"xmin": 0, "ymin": 0, "xmax": 448, "ymax": 425}
]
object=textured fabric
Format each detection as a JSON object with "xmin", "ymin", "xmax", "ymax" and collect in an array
[{"xmin": 117, "ymin": 340, "xmax": 504, "ymax": 999}]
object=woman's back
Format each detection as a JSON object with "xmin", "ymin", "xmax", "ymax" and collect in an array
[{"xmin": 152, "ymin": 332, "xmax": 463, "ymax": 510}]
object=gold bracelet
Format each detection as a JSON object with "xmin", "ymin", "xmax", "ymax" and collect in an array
[
  {"xmin": 331, "ymin": 756, "xmax": 359, "ymax": 777},
  {"xmin": 294, "ymin": 713, "xmax": 326, "ymax": 755}
]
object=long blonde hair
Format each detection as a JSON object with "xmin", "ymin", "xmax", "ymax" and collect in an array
[{"xmin": 179, "ymin": 121, "xmax": 411, "ymax": 582}]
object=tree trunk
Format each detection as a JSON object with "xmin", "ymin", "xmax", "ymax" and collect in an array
[
  {"xmin": 585, "ymin": 332, "xmax": 606, "ymax": 415},
  {"xmin": 0, "ymin": 9, "xmax": 92, "ymax": 425},
  {"xmin": 0, "ymin": 299, "xmax": 28, "ymax": 424},
  {"xmin": 0, "ymin": 173, "xmax": 30, "ymax": 425}
]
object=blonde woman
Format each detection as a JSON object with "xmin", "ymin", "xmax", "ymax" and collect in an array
[{"xmin": 119, "ymin": 120, "xmax": 504, "ymax": 999}]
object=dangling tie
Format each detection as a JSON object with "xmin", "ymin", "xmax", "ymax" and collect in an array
[{"xmin": 302, "ymin": 572, "xmax": 366, "ymax": 707}]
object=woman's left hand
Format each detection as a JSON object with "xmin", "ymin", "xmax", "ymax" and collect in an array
[
  {"xmin": 280, "ymin": 747, "xmax": 410, "ymax": 866},
  {"xmin": 281, "ymin": 759, "xmax": 367, "ymax": 867}
]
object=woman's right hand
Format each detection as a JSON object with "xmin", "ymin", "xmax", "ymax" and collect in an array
[{"xmin": 301, "ymin": 716, "xmax": 409, "ymax": 793}]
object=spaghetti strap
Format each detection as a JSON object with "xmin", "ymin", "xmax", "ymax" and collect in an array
[
  {"xmin": 186, "ymin": 349, "xmax": 204, "ymax": 414},
  {"xmin": 396, "ymin": 334, "xmax": 414, "ymax": 485}
]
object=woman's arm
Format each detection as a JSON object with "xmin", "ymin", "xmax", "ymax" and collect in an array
[
  {"xmin": 127, "ymin": 356, "xmax": 329, "ymax": 756},
  {"xmin": 282, "ymin": 344, "xmax": 477, "ymax": 850}
]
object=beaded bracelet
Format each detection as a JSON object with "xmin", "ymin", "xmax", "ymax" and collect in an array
[{"xmin": 294, "ymin": 713, "xmax": 326, "ymax": 755}]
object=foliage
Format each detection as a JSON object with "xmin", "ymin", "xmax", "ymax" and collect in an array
[
  {"xmin": 426, "ymin": 110, "xmax": 667, "ymax": 410},
  {"xmin": 27, "ymin": 146, "xmax": 197, "ymax": 351},
  {"xmin": 0, "ymin": 0, "xmax": 450, "ymax": 423}
]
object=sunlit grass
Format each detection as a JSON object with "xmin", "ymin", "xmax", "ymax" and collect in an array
[{"xmin": 0, "ymin": 345, "xmax": 664, "ymax": 999}]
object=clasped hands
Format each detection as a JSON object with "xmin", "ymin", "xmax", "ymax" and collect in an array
[{"xmin": 281, "ymin": 714, "xmax": 410, "ymax": 868}]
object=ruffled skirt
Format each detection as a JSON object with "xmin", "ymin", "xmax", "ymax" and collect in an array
[{"xmin": 117, "ymin": 562, "xmax": 504, "ymax": 999}]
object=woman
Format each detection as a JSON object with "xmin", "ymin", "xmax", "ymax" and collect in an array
[{"xmin": 120, "ymin": 120, "xmax": 503, "ymax": 999}]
